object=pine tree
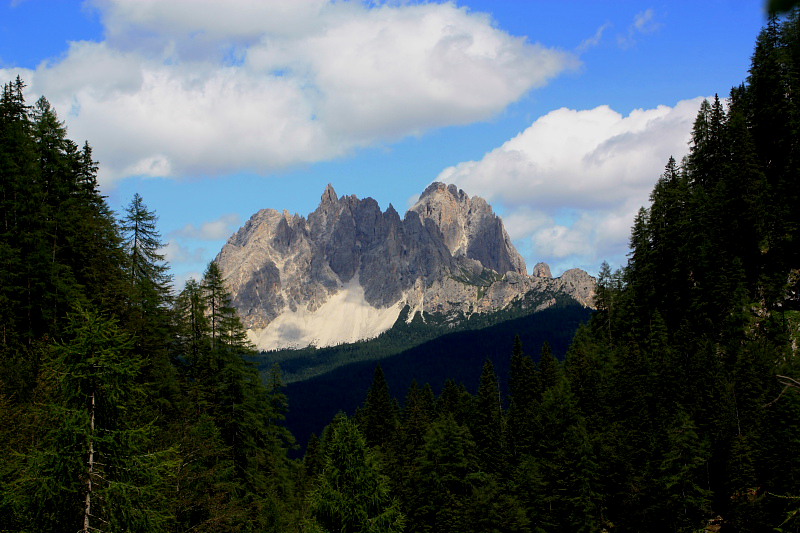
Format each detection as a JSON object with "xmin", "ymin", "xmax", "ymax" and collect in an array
[
  {"xmin": 309, "ymin": 415, "xmax": 405, "ymax": 533},
  {"xmin": 358, "ymin": 364, "xmax": 398, "ymax": 448},
  {"xmin": 507, "ymin": 336, "xmax": 539, "ymax": 458},
  {"xmin": 175, "ymin": 278, "xmax": 210, "ymax": 364},
  {"xmin": 529, "ymin": 376, "xmax": 601, "ymax": 532},
  {"xmin": 647, "ymin": 156, "xmax": 691, "ymax": 330},
  {"xmin": 654, "ymin": 409, "xmax": 713, "ymax": 532},
  {"xmin": 0, "ymin": 78, "xmax": 128, "ymax": 399},
  {"xmin": 386, "ymin": 380, "xmax": 437, "ymax": 517},
  {"xmin": 436, "ymin": 379, "xmax": 473, "ymax": 425},
  {"xmin": 177, "ymin": 263, "xmax": 296, "ymax": 531},
  {"xmin": 120, "ymin": 193, "xmax": 177, "ymax": 416},
  {"xmin": 471, "ymin": 358, "xmax": 505, "ymax": 473},
  {"xmin": 201, "ymin": 261, "xmax": 228, "ymax": 350},
  {"xmin": 538, "ymin": 341, "xmax": 562, "ymax": 394},
  {"xmin": 409, "ymin": 414, "xmax": 479, "ymax": 533}
]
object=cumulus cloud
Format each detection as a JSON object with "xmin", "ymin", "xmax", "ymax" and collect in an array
[
  {"xmin": 2, "ymin": 0, "xmax": 576, "ymax": 184},
  {"xmin": 438, "ymin": 97, "xmax": 706, "ymax": 274},
  {"xmin": 172, "ymin": 213, "xmax": 241, "ymax": 241}
]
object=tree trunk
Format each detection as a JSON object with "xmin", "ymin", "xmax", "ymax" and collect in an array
[{"xmin": 83, "ymin": 391, "xmax": 95, "ymax": 533}]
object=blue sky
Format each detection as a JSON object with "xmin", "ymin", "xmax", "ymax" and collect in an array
[{"xmin": 1, "ymin": 0, "xmax": 768, "ymax": 286}]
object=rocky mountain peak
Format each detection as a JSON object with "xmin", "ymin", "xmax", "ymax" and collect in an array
[
  {"xmin": 418, "ymin": 182, "xmax": 467, "ymax": 203},
  {"xmin": 215, "ymin": 182, "xmax": 595, "ymax": 350},
  {"xmin": 533, "ymin": 262, "xmax": 552, "ymax": 278},
  {"xmin": 321, "ymin": 183, "xmax": 338, "ymax": 205},
  {"xmin": 410, "ymin": 182, "xmax": 526, "ymax": 276}
]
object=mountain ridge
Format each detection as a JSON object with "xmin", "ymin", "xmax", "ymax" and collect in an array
[{"xmin": 216, "ymin": 182, "xmax": 595, "ymax": 350}]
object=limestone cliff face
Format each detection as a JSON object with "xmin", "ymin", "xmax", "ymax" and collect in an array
[
  {"xmin": 409, "ymin": 183, "xmax": 527, "ymax": 276},
  {"xmin": 215, "ymin": 183, "xmax": 595, "ymax": 350}
]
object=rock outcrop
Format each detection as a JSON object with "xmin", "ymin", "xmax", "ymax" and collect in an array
[{"xmin": 215, "ymin": 182, "xmax": 595, "ymax": 350}]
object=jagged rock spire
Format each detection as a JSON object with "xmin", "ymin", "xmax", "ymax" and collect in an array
[
  {"xmin": 321, "ymin": 183, "xmax": 338, "ymax": 205},
  {"xmin": 214, "ymin": 182, "xmax": 594, "ymax": 351}
]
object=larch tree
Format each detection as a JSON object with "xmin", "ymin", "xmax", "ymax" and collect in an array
[{"xmin": 9, "ymin": 308, "xmax": 175, "ymax": 532}]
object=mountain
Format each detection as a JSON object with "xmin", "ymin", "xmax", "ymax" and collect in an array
[{"xmin": 216, "ymin": 182, "xmax": 595, "ymax": 350}]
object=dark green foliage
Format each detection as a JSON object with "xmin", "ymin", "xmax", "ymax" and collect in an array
[
  {"xmin": 407, "ymin": 413, "xmax": 479, "ymax": 533},
  {"xmin": 284, "ymin": 304, "xmax": 590, "ymax": 449},
  {"xmin": 770, "ymin": 0, "xmax": 800, "ymax": 14},
  {"xmin": 654, "ymin": 409, "xmax": 713, "ymax": 531},
  {"xmin": 121, "ymin": 193, "xmax": 172, "ymax": 296},
  {"xmin": 303, "ymin": 13, "xmax": 800, "ymax": 531},
  {"xmin": 357, "ymin": 364, "xmax": 398, "ymax": 448},
  {"xmin": 120, "ymin": 193, "xmax": 178, "ymax": 417},
  {"xmin": 173, "ymin": 262, "xmax": 298, "ymax": 532},
  {"xmin": 5, "ymin": 10, "xmax": 800, "ymax": 530},
  {"xmin": 507, "ymin": 336, "xmax": 539, "ymax": 458},
  {"xmin": 308, "ymin": 416, "xmax": 405, "ymax": 533},
  {"xmin": 471, "ymin": 359, "xmax": 505, "ymax": 473},
  {"xmin": 0, "ymin": 82, "xmax": 301, "ymax": 531},
  {"xmin": 7, "ymin": 309, "xmax": 176, "ymax": 532},
  {"xmin": 0, "ymin": 80, "xmax": 127, "ymax": 399}
]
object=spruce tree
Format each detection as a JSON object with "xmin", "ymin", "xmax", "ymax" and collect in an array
[
  {"xmin": 472, "ymin": 358, "xmax": 504, "ymax": 473},
  {"xmin": 201, "ymin": 261, "xmax": 228, "ymax": 350},
  {"xmin": 358, "ymin": 364, "xmax": 398, "ymax": 448},
  {"xmin": 538, "ymin": 341, "xmax": 562, "ymax": 394},
  {"xmin": 309, "ymin": 416, "xmax": 405, "ymax": 533},
  {"xmin": 507, "ymin": 336, "xmax": 539, "ymax": 458},
  {"xmin": 409, "ymin": 413, "xmax": 478, "ymax": 533},
  {"xmin": 175, "ymin": 278, "xmax": 210, "ymax": 364},
  {"xmin": 654, "ymin": 409, "xmax": 713, "ymax": 531}
]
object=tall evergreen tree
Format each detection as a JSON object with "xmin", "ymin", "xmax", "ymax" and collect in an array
[
  {"xmin": 175, "ymin": 278, "xmax": 210, "ymax": 364},
  {"xmin": 409, "ymin": 414, "xmax": 479, "ymax": 533},
  {"xmin": 538, "ymin": 341, "xmax": 562, "ymax": 394},
  {"xmin": 309, "ymin": 416, "xmax": 405, "ymax": 533},
  {"xmin": 120, "ymin": 193, "xmax": 172, "ymax": 310},
  {"xmin": 358, "ymin": 364, "xmax": 398, "ymax": 448},
  {"xmin": 471, "ymin": 358, "xmax": 505, "ymax": 473},
  {"xmin": 201, "ymin": 261, "xmax": 228, "ymax": 350},
  {"xmin": 120, "ymin": 193, "xmax": 177, "ymax": 416},
  {"xmin": 507, "ymin": 336, "xmax": 539, "ymax": 458},
  {"xmin": 8, "ymin": 309, "xmax": 175, "ymax": 532}
]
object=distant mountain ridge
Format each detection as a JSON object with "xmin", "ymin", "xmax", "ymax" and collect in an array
[{"xmin": 216, "ymin": 182, "xmax": 595, "ymax": 350}]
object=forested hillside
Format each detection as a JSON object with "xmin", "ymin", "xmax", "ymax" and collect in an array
[
  {"xmin": 2, "ymin": 10, "xmax": 800, "ymax": 533},
  {"xmin": 283, "ymin": 303, "xmax": 591, "ymax": 449},
  {"xmin": 0, "ymin": 78, "xmax": 301, "ymax": 531},
  {"xmin": 304, "ymin": 13, "xmax": 800, "ymax": 532},
  {"xmin": 258, "ymin": 290, "xmax": 586, "ymax": 384}
]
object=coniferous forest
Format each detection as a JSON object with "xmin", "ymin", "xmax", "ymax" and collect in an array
[{"xmin": 2, "ymin": 12, "xmax": 800, "ymax": 533}]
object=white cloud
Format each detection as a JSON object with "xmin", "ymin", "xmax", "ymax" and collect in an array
[
  {"xmin": 4, "ymin": 0, "xmax": 576, "ymax": 184},
  {"xmin": 438, "ymin": 97, "xmax": 706, "ymax": 274},
  {"xmin": 172, "ymin": 213, "xmax": 241, "ymax": 241},
  {"xmin": 634, "ymin": 9, "xmax": 661, "ymax": 33},
  {"xmin": 617, "ymin": 8, "xmax": 661, "ymax": 49},
  {"xmin": 173, "ymin": 270, "xmax": 203, "ymax": 291},
  {"xmin": 577, "ymin": 22, "xmax": 611, "ymax": 53},
  {"xmin": 163, "ymin": 240, "xmax": 207, "ymax": 264},
  {"xmin": 501, "ymin": 207, "xmax": 552, "ymax": 240}
]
